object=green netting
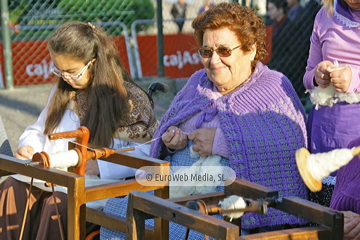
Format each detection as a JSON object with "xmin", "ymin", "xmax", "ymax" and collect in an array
[{"xmin": 8, "ymin": 0, "xmax": 155, "ymax": 40}]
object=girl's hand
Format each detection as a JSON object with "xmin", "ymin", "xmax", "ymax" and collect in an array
[
  {"xmin": 162, "ymin": 126, "xmax": 187, "ymax": 150},
  {"xmin": 314, "ymin": 60, "xmax": 333, "ymax": 88},
  {"xmin": 327, "ymin": 64, "xmax": 352, "ymax": 93},
  {"xmin": 14, "ymin": 145, "xmax": 35, "ymax": 160}
]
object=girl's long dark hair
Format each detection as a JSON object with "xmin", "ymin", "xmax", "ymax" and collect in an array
[{"xmin": 46, "ymin": 21, "xmax": 131, "ymax": 147}]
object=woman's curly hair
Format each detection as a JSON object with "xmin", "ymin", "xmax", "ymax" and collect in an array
[{"xmin": 192, "ymin": 2, "xmax": 267, "ymax": 68}]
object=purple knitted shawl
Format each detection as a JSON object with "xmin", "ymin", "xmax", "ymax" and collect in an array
[{"xmin": 150, "ymin": 62, "xmax": 309, "ymax": 229}]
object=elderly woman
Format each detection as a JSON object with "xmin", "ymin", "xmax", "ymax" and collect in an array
[
  {"xmin": 150, "ymin": 2, "xmax": 308, "ymax": 233},
  {"xmin": 101, "ymin": 2, "xmax": 308, "ymax": 238}
]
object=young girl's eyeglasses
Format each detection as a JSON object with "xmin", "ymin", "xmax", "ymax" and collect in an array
[{"xmin": 51, "ymin": 61, "xmax": 91, "ymax": 81}]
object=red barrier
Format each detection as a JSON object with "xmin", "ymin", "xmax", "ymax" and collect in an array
[
  {"xmin": 0, "ymin": 36, "xmax": 130, "ymax": 87},
  {"xmin": 137, "ymin": 31, "xmax": 273, "ymax": 79},
  {"xmin": 137, "ymin": 34, "xmax": 203, "ymax": 78},
  {"xmin": 0, "ymin": 30, "xmax": 273, "ymax": 87}
]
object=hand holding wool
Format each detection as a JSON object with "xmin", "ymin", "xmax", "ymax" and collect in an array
[
  {"xmin": 328, "ymin": 64, "xmax": 352, "ymax": 93},
  {"xmin": 162, "ymin": 126, "xmax": 188, "ymax": 151},
  {"xmin": 314, "ymin": 60, "xmax": 333, "ymax": 88},
  {"xmin": 189, "ymin": 128, "xmax": 216, "ymax": 157}
]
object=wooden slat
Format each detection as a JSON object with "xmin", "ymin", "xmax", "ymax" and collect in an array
[
  {"xmin": 225, "ymin": 178, "xmax": 278, "ymax": 199},
  {"xmin": 0, "ymin": 168, "xmax": 14, "ymax": 176},
  {"xmin": 169, "ymin": 191, "xmax": 228, "ymax": 206},
  {"xmin": 68, "ymin": 176, "xmax": 86, "ymax": 240},
  {"xmin": 85, "ymin": 179, "xmax": 167, "ymax": 202},
  {"xmin": 100, "ymin": 151, "xmax": 169, "ymax": 169},
  {"xmin": 86, "ymin": 207, "xmax": 154, "ymax": 238},
  {"xmin": 274, "ymin": 196, "xmax": 344, "ymax": 239},
  {"xmin": 239, "ymin": 226, "xmax": 332, "ymax": 240},
  {"xmin": 0, "ymin": 154, "xmax": 84, "ymax": 186},
  {"xmin": 154, "ymin": 188, "xmax": 169, "ymax": 240},
  {"xmin": 127, "ymin": 193, "xmax": 147, "ymax": 240}
]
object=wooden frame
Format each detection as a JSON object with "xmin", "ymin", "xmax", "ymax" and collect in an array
[
  {"xmin": 127, "ymin": 178, "xmax": 344, "ymax": 240},
  {"xmin": 0, "ymin": 150, "xmax": 170, "ymax": 240}
]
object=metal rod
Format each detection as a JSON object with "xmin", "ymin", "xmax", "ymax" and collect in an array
[
  {"xmin": 24, "ymin": 161, "xmax": 40, "ymax": 166},
  {"xmin": 156, "ymin": 0, "xmax": 164, "ymax": 77},
  {"xmin": 1, "ymin": 0, "xmax": 14, "ymax": 89}
]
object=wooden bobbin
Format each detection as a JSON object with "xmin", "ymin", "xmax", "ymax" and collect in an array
[
  {"xmin": 32, "ymin": 151, "xmax": 51, "ymax": 167},
  {"xmin": 32, "ymin": 148, "xmax": 82, "ymax": 168},
  {"xmin": 352, "ymin": 146, "xmax": 360, "ymax": 157},
  {"xmin": 295, "ymin": 147, "xmax": 322, "ymax": 192}
]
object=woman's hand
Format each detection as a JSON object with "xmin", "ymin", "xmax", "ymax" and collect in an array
[
  {"xmin": 314, "ymin": 60, "xmax": 333, "ymax": 88},
  {"xmin": 162, "ymin": 126, "xmax": 188, "ymax": 151},
  {"xmin": 327, "ymin": 64, "xmax": 352, "ymax": 93},
  {"xmin": 14, "ymin": 145, "xmax": 35, "ymax": 160},
  {"xmin": 343, "ymin": 211, "xmax": 360, "ymax": 240},
  {"xmin": 188, "ymin": 128, "xmax": 216, "ymax": 157}
]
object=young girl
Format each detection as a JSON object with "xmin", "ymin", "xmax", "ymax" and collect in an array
[
  {"xmin": 303, "ymin": 0, "xmax": 360, "ymax": 218},
  {"xmin": 0, "ymin": 21, "xmax": 157, "ymax": 240},
  {"xmin": 304, "ymin": 0, "xmax": 360, "ymax": 237}
]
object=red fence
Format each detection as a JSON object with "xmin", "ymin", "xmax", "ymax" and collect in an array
[
  {"xmin": 137, "ymin": 34, "xmax": 203, "ymax": 78},
  {"xmin": 0, "ymin": 36, "xmax": 130, "ymax": 87},
  {"xmin": 1, "ymin": 29, "xmax": 272, "ymax": 87}
]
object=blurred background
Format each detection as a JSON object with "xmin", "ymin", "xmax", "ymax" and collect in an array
[{"xmin": 1, "ymin": 0, "xmax": 321, "ymax": 91}]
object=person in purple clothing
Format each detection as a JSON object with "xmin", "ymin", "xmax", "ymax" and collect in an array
[
  {"xmin": 151, "ymin": 2, "xmax": 309, "ymax": 234},
  {"xmin": 309, "ymin": 0, "xmax": 360, "ymax": 238},
  {"xmin": 330, "ymin": 137, "xmax": 360, "ymax": 239},
  {"xmin": 303, "ymin": 0, "xmax": 360, "ymax": 209}
]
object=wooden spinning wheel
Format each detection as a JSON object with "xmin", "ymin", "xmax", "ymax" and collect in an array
[{"xmin": 0, "ymin": 126, "xmax": 170, "ymax": 240}]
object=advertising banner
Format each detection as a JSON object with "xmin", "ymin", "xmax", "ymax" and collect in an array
[{"xmin": 0, "ymin": 36, "xmax": 129, "ymax": 86}]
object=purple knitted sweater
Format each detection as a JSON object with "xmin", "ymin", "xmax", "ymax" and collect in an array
[{"xmin": 150, "ymin": 62, "xmax": 309, "ymax": 229}]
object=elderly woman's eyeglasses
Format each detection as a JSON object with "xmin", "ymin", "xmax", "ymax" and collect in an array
[
  {"xmin": 51, "ymin": 61, "xmax": 92, "ymax": 81},
  {"xmin": 198, "ymin": 45, "xmax": 241, "ymax": 58}
]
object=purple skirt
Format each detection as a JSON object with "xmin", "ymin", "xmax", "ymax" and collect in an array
[
  {"xmin": 330, "ymin": 137, "xmax": 360, "ymax": 213},
  {"xmin": 307, "ymin": 102, "xmax": 360, "ymax": 154},
  {"xmin": 307, "ymin": 102, "xmax": 360, "ymax": 207}
]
